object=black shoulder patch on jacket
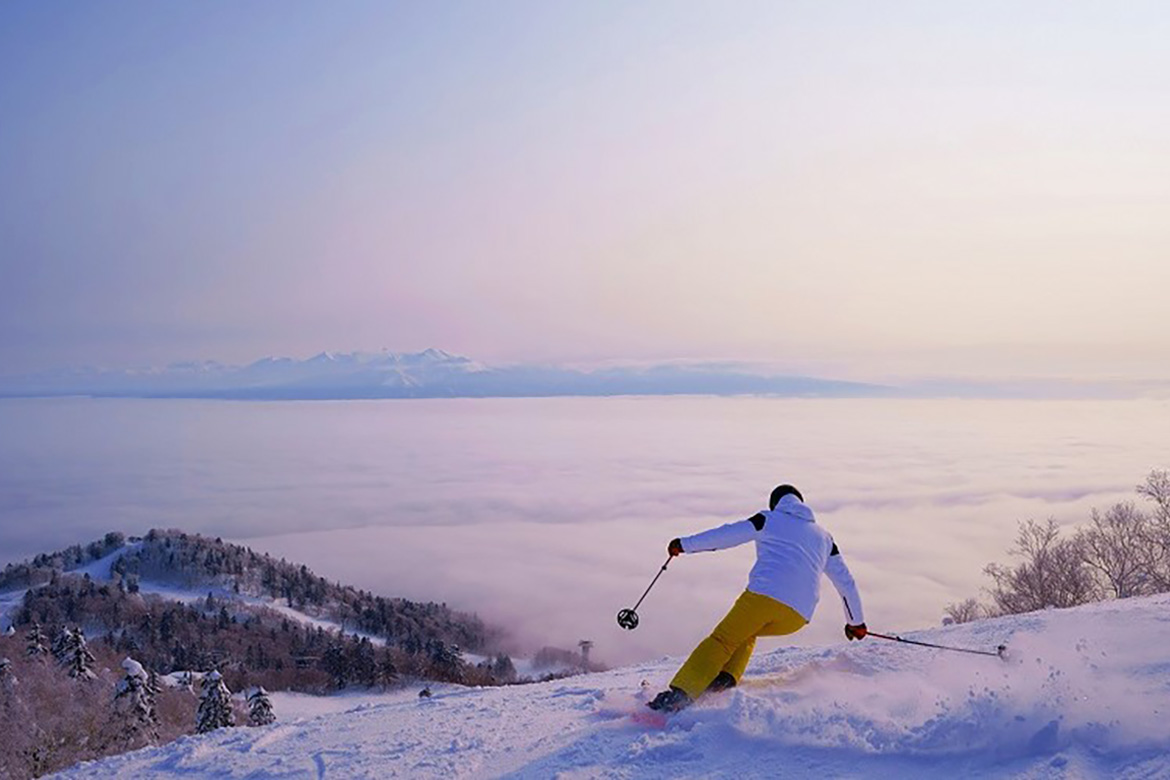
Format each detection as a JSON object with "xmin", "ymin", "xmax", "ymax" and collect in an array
[
  {"xmin": 830, "ymin": 541, "xmax": 840, "ymax": 556},
  {"xmin": 749, "ymin": 513, "xmax": 766, "ymax": 531}
]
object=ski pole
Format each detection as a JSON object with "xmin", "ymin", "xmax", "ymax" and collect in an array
[
  {"xmin": 867, "ymin": 630, "xmax": 1007, "ymax": 659},
  {"xmin": 616, "ymin": 557, "xmax": 673, "ymax": 630}
]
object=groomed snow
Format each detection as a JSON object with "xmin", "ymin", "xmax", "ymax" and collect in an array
[
  {"xmin": 0, "ymin": 589, "xmax": 25, "ymax": 633},
  {"xmin": 51, "ymin": 593, "xmax": 1170, "ymax": 779}
]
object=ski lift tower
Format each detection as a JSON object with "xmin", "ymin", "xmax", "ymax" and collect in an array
[{"xmin": 578, "ymin": 640, "xmax": 593, "ymax": 668}]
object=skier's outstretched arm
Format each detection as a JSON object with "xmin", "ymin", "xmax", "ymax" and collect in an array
[
  {"xmin": 672, "ymin": 514, "xmax": 762, "ymax": 555},
  {"xmin": 824, "ymin": 540, "xmax": 867, "ymax": 638}
]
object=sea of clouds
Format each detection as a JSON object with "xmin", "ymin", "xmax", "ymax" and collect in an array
[{"xmin": 1, "ymin": 395, "xmax": 1167, "ymax": 665}]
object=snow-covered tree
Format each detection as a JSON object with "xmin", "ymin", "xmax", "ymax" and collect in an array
[
  {"xmin": 0, "ymin": 657, "xmax": 11, "ymax": 681},
  {"xmin": 115, "ymin": 657, "xmax": 159, "ymax": 744},
  {"xmin": 195, "ymin": 671, "xmax": 235, "ymax": 733},
  {"xmin": 377, "ymin": 651, "xmax": 398, "ymax": 688},
  {"xmin": 247, "ymin": 686, "xmax": 275, "ymax": 726},
  {"xmin": 26, "ymin": 623, "xmax": 49, "ymax": 660},
  {"xmin": 58, "ymin": 627, "xmax": 96, "ymax": 681},
  {"xmin": 490, "ymin": 653, "xmax": 516, "ymax": 683},
  {"xmin": 321, "ymin": 644, "xmax": 351, "ymax": 690},
  {"xmin": 428, "ymin": 640, "xmax": 464, "ymax": 682},
  {"xmin": 147, "ymin": 669, "xmax": 163, "ymax": 701},
  {"xmin": 352, "ymin": 637, "xmax": 378, "ymax": 687},
  {"xmin": 51, "ymin": 627, "xmax": 70, "ymax": 663}
]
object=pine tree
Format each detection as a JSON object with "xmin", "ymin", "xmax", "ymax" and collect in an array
[
  {"xmin": 59, "ymin": 627, "xmax": 96, "ymax": 681},
  {"xmin": 491, "ymin": 653, "xmax": 517, "ymax": 682},
  {"xmin": 115, "ymin": 657, "xmax": 159, "ymax": 744},
  {"xmin": 321, "ymin": 644, "xmax": 350, "ymax": 690},
  {"xmin": 0, "ymin": 657, "xmax": 11, "ymax": 681},
  {"xmin": 353, "ymin": 638, "xmax": 378, "ymax": 687},
  {"xmin": 195, "ymin": 670, "xmax": 235, "ymax": 734},
  {"xmin": 247, "ymin": 686, "xmax": 276, "ymax": 727},
  {"xmin": 25, "ymin": 623, "xmax": 49, "ymax": 660},
  {"xmin": 377, "ymin": 651, "xmax": 398, "ymax": 688},
  {"xmin": 51, "ymin": 627, "xmax": 70, "ymax": 663},
  {"xmin": 147, "ymin": 669, "xmax": 163, "ymax": 701},
  {"xmin": 428, "ymin": 641, "xmax": 464, "ymax": 682}
]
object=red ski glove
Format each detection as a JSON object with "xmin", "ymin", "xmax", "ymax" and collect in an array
[
  {"xmin": 668, "ymin": 538, "xmax": 684, "ymax": 557},
  {"xmin": 845, "ymin": 623, "xmax": 868, "ymax": 641}
]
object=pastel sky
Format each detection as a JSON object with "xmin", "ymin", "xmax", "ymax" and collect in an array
[{"xmin": 2, "ymin": 2, "xmax": 1168, "ymax": 380}]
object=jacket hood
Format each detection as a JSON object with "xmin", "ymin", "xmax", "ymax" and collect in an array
[{"xmin": 772, "ymin": 493, "xmax": 815, "ymax": 523}]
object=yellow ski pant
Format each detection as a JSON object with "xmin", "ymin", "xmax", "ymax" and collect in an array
[{"xmin": 670, "ymin": 589, "xmax": 808, "ymax": 699}]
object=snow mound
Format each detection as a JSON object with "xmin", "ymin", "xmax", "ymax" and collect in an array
[{"xmin": 52, "ymin": 594, "xmax": 1170, "ymax": 779}]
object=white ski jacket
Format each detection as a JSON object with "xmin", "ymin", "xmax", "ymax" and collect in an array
[{"xmin": 679, "ymin": 494, "xmax": 865, "ymax": 625}]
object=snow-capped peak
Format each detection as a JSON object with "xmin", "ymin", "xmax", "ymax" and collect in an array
[{"xmin": 418, "ymin": 347, "xmax": 454, "ymax": 361}]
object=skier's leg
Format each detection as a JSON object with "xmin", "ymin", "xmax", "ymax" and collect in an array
[
  {"xmin": 669, "ymin": 591, "xmax": 772, "ymax": 699},
  {"xmin": 757, "ymin": 601, "xmax": 807, "ymax": 638},
  {"xmin": 717, "ymin": 600, "xmax": 806, "ymax": 685},
  {"xmin": 718, "ymin": 636, "xmax": 757, "ymax": 683}
]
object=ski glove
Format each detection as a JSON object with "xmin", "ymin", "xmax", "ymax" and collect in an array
[
  {"xmin": 845, "ymin": 623, "xmax": 867, "ymax": 641},
  {"xmin": 668, "ymin": 538, "xmax": 684, "ymax": 557}
]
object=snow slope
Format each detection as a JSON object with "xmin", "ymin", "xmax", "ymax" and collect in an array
[
  {"xmin": 52, "ymin": 593, "xmax": 1170, "ymax": 779},
  {"xmin": 0, "ymin": 588, "xmax": 25, "ymax": 632}
]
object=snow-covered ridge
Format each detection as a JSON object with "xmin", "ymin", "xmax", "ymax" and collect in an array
[
  {"xmin": 0, "ymin": 349, "xmax": 886, "ymax": 400},
  {"xmin": 52, "ymin": 593, "xmax": 1170, "ymax": 779},
  {"xmin": 1, "ymin": 542, "xmax": 136, "ymax": 632},
  {"xmin": 0, "ymin": 541, "xmax": 370, "ymax": 644},
  {"xmin": 1, "ymin": 530, "xmax": 571, "ymax": 689}
]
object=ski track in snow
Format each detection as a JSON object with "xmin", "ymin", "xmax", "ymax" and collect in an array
[{"xmin": 48, "ymin": 593, "xmax": 1170, "ymax": 779}]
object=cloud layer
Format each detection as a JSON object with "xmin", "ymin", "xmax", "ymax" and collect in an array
[{"xmin": 2, "ymin": 395, "xmax": 1168, "ymax": 665}]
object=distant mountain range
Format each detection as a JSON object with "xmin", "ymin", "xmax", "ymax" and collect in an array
[{"xmin": 0, "ymin": 349, "xmax": 891, "ymax": 400}]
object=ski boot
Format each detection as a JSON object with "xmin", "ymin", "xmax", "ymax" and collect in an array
[
  {"xmin": 704, "ymin": 671, "xmax": 737, "ymax": 694},
  {"xmin": 646, "ymin": 686, "xmax": 692, "ymax": 713}
]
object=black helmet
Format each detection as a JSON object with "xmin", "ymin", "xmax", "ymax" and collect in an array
[{"xmin": 769, "ymin": 484, "xmax": 804, "ymax": 509}]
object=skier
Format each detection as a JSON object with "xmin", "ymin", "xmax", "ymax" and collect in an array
[{"xmin": 648, "ymin": 484, "xmax": 867, "ymax": 713}]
